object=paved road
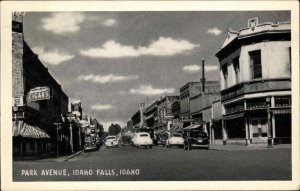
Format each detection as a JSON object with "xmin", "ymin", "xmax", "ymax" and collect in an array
[{"xmin": 13, "ymin": 145, "xmax": 291, "ymax": 181}]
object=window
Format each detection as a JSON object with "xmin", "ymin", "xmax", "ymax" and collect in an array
[
  {"xmin": 233, "ymin": 57, "xmax": 240, "ymax": 82},
  {"xmin": 221, "ymin": 64, "xmax": 228, "ymax": 88},
  {"xmin": 289, "ymin": 47, "xmax": 291, "ymax": 75},
  {"xmin": 249, "ymin": 50, "xmax": 262, "ymax": 79}
]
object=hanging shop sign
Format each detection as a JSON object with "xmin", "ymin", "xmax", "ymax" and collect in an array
[{"xmin": 27, "ymin": 87, "xmax": 51, "ymax": 102}]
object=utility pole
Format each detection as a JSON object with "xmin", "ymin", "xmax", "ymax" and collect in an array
[{"xmin": 201, "ymin": 58, "xmax": 206, "ymax": 93}]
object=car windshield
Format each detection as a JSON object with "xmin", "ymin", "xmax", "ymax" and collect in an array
[
  {"xmin": 107, "ymin": 137, "xmax": 115, "ymax": 140},
  {"xmin": 139, "ymin": 134, "xmax": 149, "ymax": 137},
  {"xmin": 191, "ymin": 131, "xmax": 207, "ymax": 138}
]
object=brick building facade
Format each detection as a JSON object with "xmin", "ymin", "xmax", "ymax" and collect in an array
[{"xmin": 12, "ymin": 13, "xmax": 70, "ymax": 157}]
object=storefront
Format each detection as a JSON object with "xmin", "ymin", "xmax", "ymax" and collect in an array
[{"xmin": 13, "ymin": 120, "xmax": 52, "ymax": 157}]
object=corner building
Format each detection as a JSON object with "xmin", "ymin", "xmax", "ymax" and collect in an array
[
  {"xmin": 215, "ymin": 18, "xmax": 291, "ymax": 145},
  {"xmin": 12, "ymin": 14, "xmax": 69, "ymax": 157}
]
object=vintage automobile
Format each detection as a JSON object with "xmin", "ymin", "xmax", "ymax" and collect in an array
[
  {"xmin": 166, "ymin": 133, "xmax": 184, "ymax": 148},
  {"xmin": 104, "ymin": 135, "xmax": 119, "ymax": 149},
  {"xmin": 132, "ymin": 132, "xmax": 153, "ymax": 149},
  {"xmin": 184, "ymin": 130, "xmax": 209, "ymax": 150},
  {"xmin": 84, "ymin": 134, "xmax": 101, "ymax": 152},
  {"xmin": 157, "ymin": 134, "xmax": 168, "ymax": 146},
  {"xmin": 120, "ymin": 134, "xmax": 132, "ymax": 146}
]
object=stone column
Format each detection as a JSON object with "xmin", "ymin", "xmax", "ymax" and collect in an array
[
  {"xmin": 272, "ymin": 113, "xmax": 276, "ymax": 141},
  {"xmin": 69, "ymin": 124, "xmax": 74, "ymax": 153},
  {"xmin": 245, "ymin": 115, "xmax": 250, "ymax": 145},
  {"xmin": 222, "ymin": 120, "xmax": 227, "ymax": 145},
  {"xmin": 209, "ymin": 120, "xmax": 214, "ymax": 145}
]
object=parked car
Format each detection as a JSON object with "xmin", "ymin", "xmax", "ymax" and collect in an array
[
  {"xmin": 121, "ymin": 135, "xmax": 132, "ymax": 146},
  {"xmin": 132, "ymin": 132, "xmax": 153, "ymax": 149},
  {"xmin": 166, "ymin": 133, "xmax": 184, "ymax": 148},
  {"xmin": 157, "ymin": 134, "xmax": 168, "ymax": 146},
  {"xmin": 184, "ymin": 130, "xmax": 209, "ymax": 150},
  {"xmin": 104, "ymin": 135, "xmax": 119, "ymax": 149}
]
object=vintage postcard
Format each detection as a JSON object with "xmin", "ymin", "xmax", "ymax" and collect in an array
[{"xmin": 1, "ymin": 1, "xmax": 299, "ymax": 190}]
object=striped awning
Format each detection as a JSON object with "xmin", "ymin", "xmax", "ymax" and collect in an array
[
  {"xmin": 184, "ymin": 124, "xmax": 201, "ymax": 130},
  {"xmin": 222, "ymin": 112, "xmax": 245, "ymax": 121},
  {"xmin": 272, "ymin": 109, "xmax": 291, "ymax": 115},
  {"xmin": 155, "ymin": 128, "xmax": 168, "ymax": 135},
  {"xmin": 13, "ymin": 121, "xmax": 50, "ymax": 139},
  {"xmin": 168, "ymin": 125, "xmax": 183, "ymax": 133}
]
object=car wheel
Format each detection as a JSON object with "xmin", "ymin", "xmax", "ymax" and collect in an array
[{"xmin": 150, "ymin": 145, "xmax": 153, "ymax": 149}]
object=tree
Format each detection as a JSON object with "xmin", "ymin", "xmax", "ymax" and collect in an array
[{"xmin": 108, "ymin": 123, "xmax": 121, "ymax": 135}]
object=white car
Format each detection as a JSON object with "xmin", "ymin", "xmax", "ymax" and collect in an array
[
  {"xmin": 166, "ymin": 133, "xmax": 184, "ymax": 148},
  {"xmin": 132, "ymin": 132, "xmax": 153, "ymax": 149},
  {"xmin": 104, "ymin": 136, "xmax": 119, "ymax": 149}
]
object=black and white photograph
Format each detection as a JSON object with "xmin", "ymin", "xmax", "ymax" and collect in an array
[{"xmin": 1, "ymin": 1, "xmax": 300, "ymax": 190}]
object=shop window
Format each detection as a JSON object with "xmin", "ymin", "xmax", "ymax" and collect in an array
[
  {"xmin": 249, "ymin": 50, "xmax": 262, "ymax": 79},
  {"xmin": 275, "ymin": 96, "xmax": 291, "ymax": 107},
  {"xmin": 225, "ymin": 101, "xmax": 244, "ymax": 114},
  {"xmin": 30, "ymin": 142, "xmax": 35, "ymax": 150},
  {"xmin": 246, "ymin": 98, "xmax": 266, "ymax": 109},
  {"xmin": 227, "ymin": 119, "xmax": 245, "ymax": 138}
]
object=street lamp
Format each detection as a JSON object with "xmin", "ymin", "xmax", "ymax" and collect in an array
[
  {"xmin": 266, "ymin": 97, "xmax": 273, "ymax": 148},
  {"xmin": 53, "ymin": 122, "xmax": 61, "ymax": 158}
]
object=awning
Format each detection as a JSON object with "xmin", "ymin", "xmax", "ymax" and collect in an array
[
  {"xmin": 168, "ymin": 125, "xmax": 183, "ymax": 133},
  {"xmin": 13, "ymin": 121, "xmax": 50, "ymax": 139},
  {"xmin": 155, "ymin": 129, "xmax": 168, "ymax": 135},
  {"xmin": 272, "ymin": 108, "xmax": 291, "ymax": 115},
  {"xmin": 184, "ymin": 124, "xmax": 201, "ymax": 130},
  {"xmin": 222, "ymin": 112, "xmax": 244, "ymax": 121}
]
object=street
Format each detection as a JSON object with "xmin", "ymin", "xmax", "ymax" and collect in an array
[{"xmin": 13, "ymin": 145, "xmax": 291, "ymax": 181}]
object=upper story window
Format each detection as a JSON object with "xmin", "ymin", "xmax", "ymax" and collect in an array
[
  {"xmin": 249, "ymin": 50, "xmax": 262, "ymax": 79},
  {"xmin": 289, "ymin": 47, "xmax": 291, "ymax": 75},
  {"xmin": 221, "ymin": 64, "xmax": 228, "ymax": 88},
  {"xmin": 233, "ymin": 56, "xmax": 240, "ymax": 83}
]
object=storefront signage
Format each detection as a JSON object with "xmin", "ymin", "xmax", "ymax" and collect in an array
[{"xmin": 27, "ymin": 87, "xmax": 50, "ymax": 102}]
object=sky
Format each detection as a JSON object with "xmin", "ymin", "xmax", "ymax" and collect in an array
[{"xmin": 23, "ymin": 11, "xmax": 290, "ymax": 131}]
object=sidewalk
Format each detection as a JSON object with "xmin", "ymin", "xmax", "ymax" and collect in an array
[
  {"xmin": 13, "ymin": 150, "xmax": 84, "ymax": 162},
  {"xmin": 209, "ymin": 144, "xmax": 291, "ymax": 151}
]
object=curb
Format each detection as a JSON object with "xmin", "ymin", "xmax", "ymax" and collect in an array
[
  {"xmin": 63, "ymin": 150, "xmax": 83, "ymax": 161},
  {"xmin": 208, "ymin": 145, "xmax": 291, "ymax": 151}
]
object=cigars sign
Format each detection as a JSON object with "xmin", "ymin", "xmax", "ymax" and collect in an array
[{"xmin": 27, "ymin": 87, "xmax": 51, "ymax": 102}]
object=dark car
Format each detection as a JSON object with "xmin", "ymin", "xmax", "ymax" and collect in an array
[
  {"xmin": 157, "ymin": 134, "xmax": 168, "ymax": 146},
  {"xmin": 184, "ymin": 130, "xmax": 209, "ymax": 150},
  {"xmin": 121, "ymin": 135, "xmax": 132, "ymax": 146}
]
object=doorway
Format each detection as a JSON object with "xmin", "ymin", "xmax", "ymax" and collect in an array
[{"xmin": 251, "ymin": 118, "xmax": 268, "ymax": 143}]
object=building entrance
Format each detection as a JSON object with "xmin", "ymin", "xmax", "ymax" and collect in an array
[{"xmin": 251, "ymin": 118, "xmax": 267, "ymax": 143}]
